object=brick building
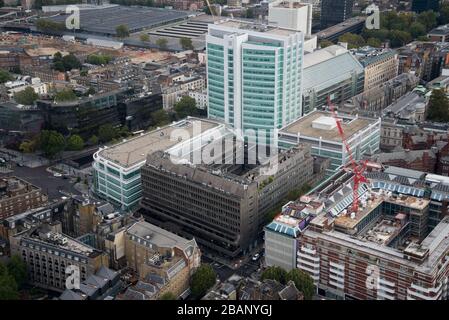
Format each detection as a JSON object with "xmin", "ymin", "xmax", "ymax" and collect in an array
[{"xmin": 0, "ymin": 177, "xmax": 48, "ymax": 221}]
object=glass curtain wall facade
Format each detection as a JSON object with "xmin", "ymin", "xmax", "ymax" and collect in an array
[{"xmin": 207, "ymin": 22, "xmax": 304, "ymax": 142}]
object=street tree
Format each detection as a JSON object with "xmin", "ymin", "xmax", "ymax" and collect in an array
[
  {"xmin": 174, "ymin": 96, "xmax": 198, "ymax": 119},
  {"xmin": 151, "ymin": 109, "xmax": 170, "ymax": 126},
  {"xmin": 7, "ymin": 255, "xmax": 27, "ymax": 289},
  {"xmin": 338, "ymin": 33, "xmax": 366, "ymax": 49},
  {"xmin": 0, "ymin": 263, "xmax": 19, "ymax": 300},
  {"xmin": 98, "ymin": 124, "xmax": 119, "ymax": 143},
  {"xmin": 190, "ymin": 265, "xmax": 216, "ymax": 298},
  {"xmin": 319, "ymin": 40, "xmax": 333, "ymax": 48},
  {"xmin": 39, "ymin": 130, "xmax": 66, "ymax": 158},
  {"xmin": 0, "ymin": 68, "xmax": 13, "ymax": 83},
  {"xmin": 140, "ymin": 34, "xmax": 150, "ymax": 42},
  {"xmin": 116, "ymin": 24, "xmax": 130, "ymax": 38},
  {"xmin": 427, "ymin": 89, "xmax": 449, "ymax": 123},
  {"xmin": 156, "ymin": 38, "xmax": 168, "ymax": 50},
  {"xmin": 261, "ymin": 266, "xmax": 287, "ymax": 284},
  {"xmin": 410, "ymin": 22, "xmax": 426, "ymax": 39},
  {"xmin": 159, "ymin": 292, "xmax": 177, "ymax": 300},
  {"xmin": 285, "ymin": 269, "xmax": 315, "ymax": 300},
  {"xmin": 66, "ymin": 135, "xmax": 84, "ymax": 151},
  {"xmin": 180, "ymin": 37, "xmax": 194, "ymax": 50}
]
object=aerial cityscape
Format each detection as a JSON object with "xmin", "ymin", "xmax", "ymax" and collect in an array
[{"xmin": 0, "ymin": 0, "xmax": 449, "ymax": 306}]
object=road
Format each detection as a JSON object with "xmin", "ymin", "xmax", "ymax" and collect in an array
[
  {"xmin": 202, "ymin": 255, "xmax": 263, "ymax": 283},
  {"xmin": 1, "ymin": 164, "xmax": 81, "ymax": 200}
]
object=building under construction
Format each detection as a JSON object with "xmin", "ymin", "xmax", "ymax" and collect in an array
[{"xmin": 265, "ymin": 164, "xmax": 449, "ymax": 300}]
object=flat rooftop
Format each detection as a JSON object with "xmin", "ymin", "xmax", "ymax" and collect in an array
[
  {"xmin": 98, "ymin": 118, "xmax": 220, "ymax": 168},
  {"xmin": 272, "ymin": 1, "xmax": 308, "ymax": 9},
  {"xmin": 212, "ymin": 19, "xmax": 300, "ymax": 37},
  {"xmin": 47, "ymin": 6, "xmax": 193, "ymax": 35},
  {"xmin": 24, "ymin": 230, "xmax": 100, "ymax": 258},
  {"xmin": 126, "ymin": 220, "xmax": 194, "ymax": 252},
  {"xmin": 280, "ymin": 111, "xmax": 376, "ymax": 143}
]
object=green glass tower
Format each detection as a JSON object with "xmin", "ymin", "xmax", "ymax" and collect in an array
[{"xmin": 207, "ymin": 20, "xmax": 304, "ymax": 141}]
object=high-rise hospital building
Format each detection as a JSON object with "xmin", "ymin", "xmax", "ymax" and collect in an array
[{"xmin": 206, "ymin": 20, "xmax": 304, "ymax": 139}]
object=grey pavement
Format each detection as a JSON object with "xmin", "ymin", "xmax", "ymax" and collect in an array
[{"xmin": 1, "ymin": 164, "xmax": 81, "ymax": 200}]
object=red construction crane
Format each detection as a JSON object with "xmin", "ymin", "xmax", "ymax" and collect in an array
[{"xmin": 327, "ymin": 97, "xmax": 369, "ymax": 214}]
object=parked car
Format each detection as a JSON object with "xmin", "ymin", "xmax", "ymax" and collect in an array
[{"xmin": 252, "ymin": 253, "xmax": 261, "ymax": 261}]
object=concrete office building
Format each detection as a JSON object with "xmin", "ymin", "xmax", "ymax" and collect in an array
[
  {"xmin": 140, "ymin": 143, "xmax": 316, "ymax": 258},
  {"xmin": 92, "ymin": 118, "xmax": 222, "ymax": 209},
  {"xmin": 279, "ymin": 110, "xmax": 381, "ymax": 176},
  {"xmin": 268, "ymin": 1, "xmax": 313, "ymax": 36},
  {"xmin": 265, "ymin": 165, "xmax": 449, "ymax": 300},
  {"xmin": 353, "ymin": 47, "xmax": 399, "ymax": 91},
  {"xmin": 302, "ymin": 45, "xmax": 365, "ymax": 115},
  {"xmin": 206, "ymin": 20, "xmax": 304, "ymax": 139},
  {"xmin": 320, "ymin": 0, "xmax": 354, "ymax": 29}
]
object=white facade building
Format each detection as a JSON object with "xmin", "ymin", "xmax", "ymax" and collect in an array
[
  {"xmin": 268, "ymin": 1, "xmax": 313, "ymax": 36},
  {"xmin": 187, "ymin": 90, "xmax": 208, "ymax": 110}
]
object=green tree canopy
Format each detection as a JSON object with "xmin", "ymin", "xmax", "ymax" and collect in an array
[
  {"xmin": 159, "ymin": 292, "xmax": 177, "ymax": 300},
  {"xmin": 98, "ymin": 124, "xmax": 120, "ymax": 143},
  {"xmin": 156, "ymin": 38, "xmax": 168, "ymax": 50},
  {"xmin": 19, "ymin": 140, "xmax": 38, "ymax": 153},
  {"xmin": 410, "ymin": 22, "xmax": 426, "ymax": 39},
  {"xmin": 53, "ymin": 52, "xmax": 81, "ymax": 72},
  {"xmin": 88, "ymin": 135, "xmax": 99, "ymax": 146},
  {"xmin": 66, "ymin": 134, "xmax": 84, "ymax": 151},
  {"xmin": 439, "ymin": 2, "xmax": 449, "ymax": 25},
  {"xmin": 116, "ymin": 24, "xmax": 130, "ymax": 38},
  {"xmin": 190, "ymin": 265, "xmax": 216, "ymax": 298},
  {"xmin": 0, "ymin": 262, "xmax": 19, "ymax": 300},
  {"xmin": 338, "ymin": 33, "xmax": 366, "ymax": 49},
  {"xmin": 261, "ymin": 266, "xmax": 288, "ymax": 284},
  {"xmin": 15, "ymin": 87, "xmax": 39, "ymax": 105},
  {"xmin": 86, "ymin": 54, "xmax": 112, "ymax": 65},
  {"xmin": 174, "ymin": 96, "xmax": 198, "ymax": 119},
  {"xmin": 180, "ymin": 37, "xmax": 194, "ymax": 50},
  {"xmin": 417, "ymin": 10, "xmax": 437, "ymax": 31},
  {"xmin": 427, "ymin": 89, "xmax": 449, "ymax": 122},
  {"xmin": 55, "ymin": 89, "xmax": 77, "ymax": 102},
  {"xmin": 319, "ymin": 40, "xmax": 333, "ymax": 48},
  {"xmin": 246, "ymin": 7, "xmax": 255, "ymax": 19},
  {"xmin": 0, "ymin": 68, "xmax": 13, "ymax": 83},
  {"xmin": 366, "ymin": 37, "xmax": 382, "ymax": 47},
  {"xmin": 140, "ymin": 34, "xmax": 150, "ymax": 42},
  {"xmin": 389, "ymin": 30, "xmax": 412, "ymax": 48},
  {"xmin": 39, "ymin": 130, "xmax": 65, "ymax": 158},
  {"xmin": 36, "ymin": 18, "xmax": 65, "ymax": 32},
  {"xmin": 7, "ymin": 255, "xmax": 27, "ymax": 289},
  {"xmin": 285, "ymin": 269, "xmax": 315, "ymax": 300},
  {"xmin": 151, "ymin": 109, "xmax": 170, "ymax": 126}
]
